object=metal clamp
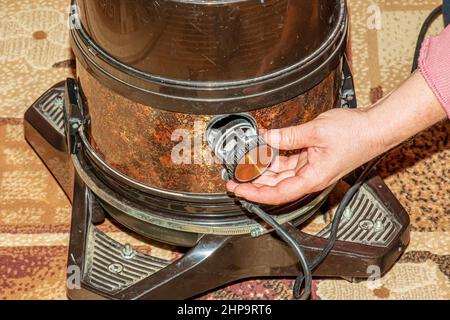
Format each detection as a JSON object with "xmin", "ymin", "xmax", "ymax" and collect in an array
[
  {"xmin": 64, "ymin": 78, "xmax": 85, "ymax": 154},
  {"xmin": 340, "ymin": 56, "xmax": 357, "ymax": 109}
]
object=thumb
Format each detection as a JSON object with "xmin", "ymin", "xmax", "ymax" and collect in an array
[{"xmin": 264, "ymin": 122, "xmax": 315, "ymax": 150}]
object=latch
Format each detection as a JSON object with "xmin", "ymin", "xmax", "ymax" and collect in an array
[{"xmin": 64, "ymin": 78, "xmax": 85, "ymax": 154}]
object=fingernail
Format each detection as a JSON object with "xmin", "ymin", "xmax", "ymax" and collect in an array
[
  {"xmin": 227, "ymin": 181, "xmax": 237, "ymax": 193},
  {"xmin": 233, "ymin": 186, "xmax": 243, "ymax": 197}
]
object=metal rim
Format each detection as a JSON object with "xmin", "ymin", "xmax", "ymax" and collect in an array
[
  {"xmin": 72, "ymin": 150, "xmax": 335, "ymax": 235},
  {"xmin": 78, "ymin": 126, "xmax": 324, "ymax": 215},
  {"xmin": 72, "ymin": 0, "xmax": 346, "ymax": 88},
  {"xmin": 78, "ymin": 126, "xmax": 235, "ymax": 202},
  {"xmin": 70, "ymin": 0, "xmax": 348, "ymax": 114}
]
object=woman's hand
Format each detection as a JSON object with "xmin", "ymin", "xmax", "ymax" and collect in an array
[
  {"xmin": 226, "ymin": 108, "xmax": 381, "ymax": 205},
  {"xmin": 227, "ymin": 71, "xmax": 447, "ymax": 205}
]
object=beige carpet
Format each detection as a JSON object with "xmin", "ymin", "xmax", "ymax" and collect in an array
[{"xmin": 0, "ymin": 0, "xmax": 449, "ymax": 300}]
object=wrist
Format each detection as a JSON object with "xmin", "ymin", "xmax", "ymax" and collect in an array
[
  {"xmin": 364, "ymin": 72, "xmax": 447, "ymax": 155},
  {"xmin": 364, "ymin": 103, "xmax": 404, "ymax": 155},
  {"xmin": 357, "ymin": 110, "xmax": 388, "ymax": 159}
]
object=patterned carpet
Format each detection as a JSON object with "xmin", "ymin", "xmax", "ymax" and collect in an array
[{"xmin": 0, "ymin": 0, "xmax": 449, "ymax": 300}]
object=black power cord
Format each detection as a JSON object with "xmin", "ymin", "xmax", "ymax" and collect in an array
[
  {"xmin": 412, "ymin": 1, "xmax": 449, "ymax": 72},
  {"xmin": 412, "ymin": 5, "xmax": 443, "ymax": 72},
  {"xmin": 292, "ymin": 157, "xmax": 381, "ymax": 297},
  {"xmin": 240, "ymin": 201, "xmax": 313, "ymax": 300},
  {"xmin": 444, "ymin": 0, "xmax": 450, "ymax": 26},
  {"xmin": 239, "ymin": 3, "xmax": 447, "ymax": 300},
  {"xmin": 235, "ymin": 157, "xmax": 381, "ymax": 300}
]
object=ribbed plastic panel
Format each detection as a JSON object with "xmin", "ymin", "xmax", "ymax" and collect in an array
[
  {"xmin": 83, "ymin": 224, "xmax": 172, "ymax": 294},
  {"xmin": 35, "ymin": 87, "xmax": 65, "ymax": 133},
  {"xmin": 317, "ymin": 185, "xmax": 401, "ymax": 247}
]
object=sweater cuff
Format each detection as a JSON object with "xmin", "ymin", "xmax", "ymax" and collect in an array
[{"xmin": 418, "ymin": 27, "xmax": 450, "ymax": 119}]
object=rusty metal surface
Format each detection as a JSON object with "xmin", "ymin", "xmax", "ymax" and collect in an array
[{"xmin": 78, "ymin": 65, "xmax": 340, "ymax": 193}]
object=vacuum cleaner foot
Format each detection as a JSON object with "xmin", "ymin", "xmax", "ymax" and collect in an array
[{"xmin": 24, "ymin": 82, "xmax": 410, "ymax": 300}]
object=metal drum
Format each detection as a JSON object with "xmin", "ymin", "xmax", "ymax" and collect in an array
[{"xmin": 68, "ymin": 0, "xmax": 349, "ymax": 242}]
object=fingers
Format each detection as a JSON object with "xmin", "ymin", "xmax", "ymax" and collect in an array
[
  {"xmin": 227, "ymin": 152, "xmax": 308, "ymax": 192},
  {"xmin": 252, "ymin": 170, "xmax": 296, "ymax": 186},
  {"xmin": 226, "ymin": 169, "xmax": 295, "ymax": 191},
  {"xmin": 233, "ymin": 172, "xmax": 317, "ymax": 205},
  {"xmin": 264, "ymin": 122, "xmax": 317, "ymax": 150},
  {"xmin": 227, "ymin": 180, "xmax": 239, "ymax": 193},
  {"xmin": 295, "ymin": 152, "xmax": 308, "ymax": 171},
  {"xmin": 268, "ymin": 155, "xmax": 300, "ymax": 173}
]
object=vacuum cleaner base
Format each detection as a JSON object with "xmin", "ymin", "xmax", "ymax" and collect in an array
[{"xmin": 24, "ymin": 82, "xmax": 410, "ymax": 300}]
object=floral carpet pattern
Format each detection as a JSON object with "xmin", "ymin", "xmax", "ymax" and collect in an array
[{"xmin": 0, "ymin": 0, "xmax": 449, "ymax": 300}]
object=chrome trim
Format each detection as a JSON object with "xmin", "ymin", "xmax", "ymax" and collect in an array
[
  {"xmin": 71, "ymin": 0, "xmax": 347, "ymax": 89},
  {"xmin": 72, "ymin": 150, "xmax": 335, "ymax": 235}
]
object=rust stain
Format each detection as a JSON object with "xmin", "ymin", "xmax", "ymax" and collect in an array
[
  {"xmin": 32, "ymin": 31, "xmax": 47, "ymax": 40},
  {"xmin": 373, "ymin": 286, "xmax": 391, "ymax": 299},
  {"xmin": 78, "ymin": 65, "xmax": 340, "ymax": 194}
]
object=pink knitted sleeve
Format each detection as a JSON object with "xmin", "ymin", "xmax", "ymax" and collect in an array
[{"xmin": 419, "ymin": 25, "xmax": 450, "ymax": 118}]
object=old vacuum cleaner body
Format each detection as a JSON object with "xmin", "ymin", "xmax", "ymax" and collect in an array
[{"xmin": 24, "ymin": 0, "xmax": 410, "ymax": 299}]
